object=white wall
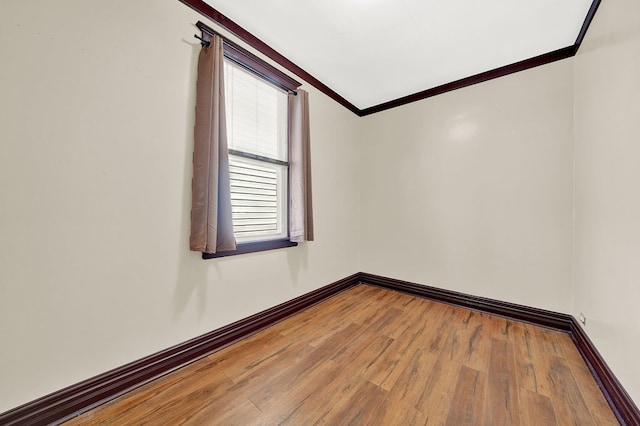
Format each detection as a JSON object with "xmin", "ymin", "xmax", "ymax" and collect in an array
[
  {"xmin": 360, "ymin": 60, "xmax": 575, "ymax": 313},
  {"xmin": 573, "ymin": 0, "xmax": 640, "ymax": 403},
  {"xmin": 0, "ymin": 0, "xmax": 361, "ymax": 412}
]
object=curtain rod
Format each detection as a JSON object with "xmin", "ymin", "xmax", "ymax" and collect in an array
[
  {"xmin": 193, "ymin": 21, "xmax": 301, "ymax": 94},
  {"xmin": 194, "ymin": 21, "xmax": 217, "ymax": 46},
  {"xmin": 193, "ymin": 34, "xmax": 210, "ymax": 47}
]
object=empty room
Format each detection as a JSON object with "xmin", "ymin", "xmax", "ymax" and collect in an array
[{"xmin": 1, "ymin": 0, "xmax": 639, "ymax": 424}]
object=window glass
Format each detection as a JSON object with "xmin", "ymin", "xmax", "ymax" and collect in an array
[
  {"xmin": 224, "ymin": 59, "xmax": 289, "ymax": 242},
  {"xmin": 224, "ymin": 62, "xmax": 288, "ymax": 162}
]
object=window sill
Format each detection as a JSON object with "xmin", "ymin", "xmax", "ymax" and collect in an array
[{"xmin": 202, "ymin": 239, "xmax": 298, "ymax": 259}]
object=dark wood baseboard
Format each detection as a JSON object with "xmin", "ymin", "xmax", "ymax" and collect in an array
[
  {"xmin": 358, "ymin": 272, "xmax": 640, "ymax": 426},
  {"xmin": 0, "ymin": 274, "xmax": 360, "ymax": 426},
  {"xmin": 2, "ymin": 272, "xmax": 637, "ymax": 425},
  {"xmin": 569, "ymin": 317, "xmax": 640, "ymax": 425},
  {"xmin": 358, "ymin": 272, "xmax": 574, "ymax": 331}
]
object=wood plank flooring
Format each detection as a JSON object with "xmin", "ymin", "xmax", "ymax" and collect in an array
[{"xmin": 65, "ymin": 285, "xmax": 619, "ymax": 425}]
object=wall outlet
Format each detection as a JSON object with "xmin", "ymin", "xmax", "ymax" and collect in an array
[{"xmin": 579, "ymin": 312, "xmax": 587, "ymax": 326}]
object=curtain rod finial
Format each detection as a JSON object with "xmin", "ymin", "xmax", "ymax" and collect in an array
[{"xmin": 194, "ymin": 34, "xmax": 211, "ymax": 47}]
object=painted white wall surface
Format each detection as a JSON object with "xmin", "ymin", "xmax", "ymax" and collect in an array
[
  {"xmin": 360, "ymin": 60, "xmax": 574, "ymax": 313},
  {"xmin": 0, "ymin": 0, "xmax": 361, "ymax": 412},
  {"xmin": 573, "ymin": 0, "xmax": 640, "ymax": 404}
]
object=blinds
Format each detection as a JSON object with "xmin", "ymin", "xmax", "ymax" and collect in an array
[
  {"xmin": 224, "ymin": 61, "xmax": 288, "ymax": 162},
  {"xmin": 229, "ymin": 157, "xmax": 284, "ymax": 237},
  {"xmin": 224, "ymin": 59, "xmax": 288, "ymax": 241}
]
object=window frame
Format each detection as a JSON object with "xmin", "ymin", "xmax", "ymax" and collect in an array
[{"xmin": 196, "ymin": 22, "xmax": 302, "ymax": 259}]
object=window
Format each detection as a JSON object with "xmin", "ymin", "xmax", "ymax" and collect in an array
[
  {"xmin": 197, "ymin": 31, "xmax": 307, "ymax": 259},
  {"xmin": 224, "ymin": 61, "xmax": 289, "ymax": 242}
]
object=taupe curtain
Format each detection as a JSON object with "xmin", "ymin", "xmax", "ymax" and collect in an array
[
  {"xmin": 190, "ymin": 35, "xmax": 237, "ymax": 254},
  {"xmin": 289, "ymin": 90, "xmax": 314, "ymax": 242}
]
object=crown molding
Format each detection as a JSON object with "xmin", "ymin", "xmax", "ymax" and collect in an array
[{"xmin": 179, "ymin": 0, "xmax": 600, "ymax": 116}]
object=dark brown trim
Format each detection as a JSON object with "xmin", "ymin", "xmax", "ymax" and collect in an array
[
  {"xmin": 575, "ymin": 0, "xmax": 603, "ymax": 50},
  {"xmin": 358, "ymin": 272, "xmax": 573, "ymax": 331},
  {"xmin": 202, "ymin": 239, "xmax": 298, "ymax": 259},
  {"xmin": 180, "ymin": 0, "xmax": 360, "ymax": 115},
  {"xmin": 0, "ymin": 274, "xmax": 360, "ymax": 426},
  {"xmin": 224, "ymin": 42, "xmax": 299, "ymax": 92},
  {"xmin": 358, "ymin": 273, "xmax": 640, "ymax": 425},
  {"xmin": 179, "ymin": 0, "xmax": 600, "ymax": 116},
  {"xmin": 358, "ymin": 46, "xmax": 575, "ymax": 116},
  {"xmin": 569, "ymin": 318, "xmax": 640, "ymax": 425},
  {"xmin": 195, "ymin": 21, "xmax": 301, "ymax": 92},
  {"xmin": 3, "ymin": 272, "xmax": 637, "ymax": 425}
]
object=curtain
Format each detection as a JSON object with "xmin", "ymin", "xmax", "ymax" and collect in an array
[
  {"xmin": 190, "ymin": 35, "xmax": 237, "ymax": 254},
  {"xmin": 289, "ymin": 89, "xmax": 314, "ymax": 242}
]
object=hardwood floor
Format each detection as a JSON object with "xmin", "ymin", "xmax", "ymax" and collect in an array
[{"xmin": 65, "ymin": 285, "xmax": 619, "ymax": 425}]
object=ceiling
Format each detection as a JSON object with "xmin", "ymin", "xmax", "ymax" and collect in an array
[{"xmin": 200, "ymin": 0, "xmax": 595, "ymax": 112}]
